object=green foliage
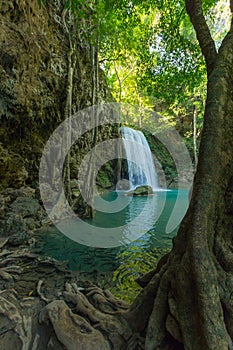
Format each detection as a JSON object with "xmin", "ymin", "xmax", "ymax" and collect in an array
[
  {"xmin": 97, "ymin": 0, "xmax": 206, "ymax": 155},
  {"xmin": 95, "ymin": 0, "xmax": 229, "ymax": 159},
  {"xmin": 36, "ymin": 0, "xmax": 231, "ymax": 167},
  {"xmin": 99, "ymin": 0, "xmax": 231, "ymax": 172},
  {"xmin": 37, "ymin": 0, "xmax": 46, "ymax": 7},
  {"xmin": 110, "ymin": 246, "xmax": 171, "ymax": 302}
]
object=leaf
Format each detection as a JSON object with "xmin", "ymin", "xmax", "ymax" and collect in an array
[{"xmin": 64, "ymin": 0, "xmax": 71, "ymax": 10}]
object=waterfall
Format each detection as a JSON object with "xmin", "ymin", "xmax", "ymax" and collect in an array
[{"xmin": 120, "ymin": 126, "xmax": 158, "ymax": 191}]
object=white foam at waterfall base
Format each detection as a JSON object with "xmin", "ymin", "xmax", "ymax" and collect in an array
[{"xmin": 120, "ymin": 126, "xmax": 158, "ymax": 191}]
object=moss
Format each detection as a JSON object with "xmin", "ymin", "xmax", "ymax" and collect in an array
[
  {"xmin": 96, "ymin": 168, "xmax": 113, "ymax": 189},
  {"xmin": 0, "ymin": 0, "xmax": 113, "ymax": 192},
  {"xmin": 0, "ymin": 143, "xmax": 28, "ymax": 191},
  {"xmin": 143, "ymin": 130, "xmax": 178, "ymax": 186},
  {"xmin": 96, "ymin": 160, "xmax": 117, "ymax": 191}
]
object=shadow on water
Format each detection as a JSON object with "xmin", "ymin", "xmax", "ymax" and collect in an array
[{"xmin": 35, "ymin": 189, "xmax": 189, "ymax": 300}]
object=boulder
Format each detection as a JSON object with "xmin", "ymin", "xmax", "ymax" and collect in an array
[
  {"xmin": 126, "ymin": 185, "xmax": 154, "ymax": 196},
  {"xmin": 0, "ymin": 187, "xmax": 46, "ymax": 236}
]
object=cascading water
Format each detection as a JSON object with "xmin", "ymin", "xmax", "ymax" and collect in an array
[{"xmin": 120, "ymin": 126, "xmax": 158, "ymax": 191}]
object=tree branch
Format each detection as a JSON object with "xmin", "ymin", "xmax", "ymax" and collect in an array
[{"xmin": 185, "ymin": 0, "xmax": 217, "ymax": 77}]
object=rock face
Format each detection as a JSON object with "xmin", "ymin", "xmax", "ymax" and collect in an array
[
  {"xmin": 0, "ymin": 0, "xmax": 115, "ymax": 193},
  {"xmin": 0, "ymin": 187, "xmax": 46, "ymax": 238},
  {"xmin": 0, "ymin": 144, "xmax": 28, "ymax": 189}
]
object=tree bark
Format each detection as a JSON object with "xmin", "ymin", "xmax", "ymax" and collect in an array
[
  {"xmin": 185, "ymin": 0, "xmax": 217, "ymax": 77},
  {"xmin": 122, "ymin": 5, "xmax": 233, "ymax": 350}
]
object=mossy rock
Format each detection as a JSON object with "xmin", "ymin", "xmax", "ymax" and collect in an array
[
  {"xmin": 0, "ymin": 144, "xmax": 28, "ymax": 191},
  {"xmin": 96, "ymin": 167, "xmax": 114, "ymax": 189},
  {"xmin": 126, "ymin": 185, "xmax": 153, "ymax": 196}
]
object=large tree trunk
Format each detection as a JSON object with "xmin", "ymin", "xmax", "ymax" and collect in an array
[{"xmin": 123, "ymin": 5, "xmax": 233, "ymax": 350}]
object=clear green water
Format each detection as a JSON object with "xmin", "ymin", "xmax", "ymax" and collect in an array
[{"xmin": 35, "ymin": 189, "xmax": 189, "ymax": 300}]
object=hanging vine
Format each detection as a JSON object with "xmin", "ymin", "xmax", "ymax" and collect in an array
[
  {"xmin": 62, "ymin": 7, "xmax": 77, "ymax": 204},
  {"xmin": 82, "ymin": 13, "xmax": 100, "ymax": 218}
]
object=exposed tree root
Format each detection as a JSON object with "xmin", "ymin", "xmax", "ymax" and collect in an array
[{"xmin": 0, "ymin": 240, "xmax": 144, "ymax": 350}]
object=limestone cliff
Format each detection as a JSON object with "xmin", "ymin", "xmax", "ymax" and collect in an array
[{"xmin": 0, "ymin": 0, "xmax": 113, "ymax": 191}]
